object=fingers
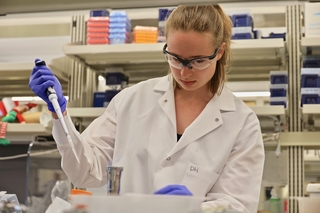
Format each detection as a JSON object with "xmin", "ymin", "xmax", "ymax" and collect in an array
[
  {"xmin": 154, "ymin": 185, "xmax": 193, "ymax": 196},
  {"xmin": 154, "ymin": 185, "xmax": 175, "ymax": 194},
  {"xmin": 31, "ymin": 65, "xmax": 53, "ymax": 76},
  {"xmin": 166, "ymin": 189, "xmax": 188, "ymax": 195}
]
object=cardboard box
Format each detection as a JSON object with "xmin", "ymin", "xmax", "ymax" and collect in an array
[{"xmin": 304, "ymin": 2, "xmax": 320, "ymax": 37}]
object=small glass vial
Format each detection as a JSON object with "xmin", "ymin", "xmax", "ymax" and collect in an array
[{"xmin": 106, "ymin": 166, "xmax": 123, "ymax": 195}]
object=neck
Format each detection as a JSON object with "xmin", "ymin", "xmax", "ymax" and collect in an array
[{"xmin": 174, "ymin": 87, "xmax": 214, "ymax": 103}]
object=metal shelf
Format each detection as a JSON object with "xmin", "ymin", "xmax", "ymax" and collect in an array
[
  {"xmin": 301, "ymin": 37, "xmax": 320, "ymax": 48},
  {"xmin": 68, "ymin": 107, "xmax": 105, "ymax": 118},
  {"xmin": 63, "ymin": 39, "xmax": 285, "ymax": 83},
  {"xmin": 279, "ymin": 132, "xmax": 320, "ymax": 149},
  {"xmin": 63, "ymin": 39, "xmax": 284, "ymax": 65},
  {"xmin": 6, "ymin": 123, "xmax": 52, "ymax": 144},
  {"xmin": 7, "ymin": 123, "xmax": 51, "ymax": 135},
  {"xmin": 302, "ymin": 104, "xmax": 320, "ymax": 115},
  {"xmin": 0, "ymin": 57, "xmax": 70, "ymax": 97},
  {"xmin": 0, "ymin": 62, "xmax": 35, "ymax": 96},
  {"xmin": 301, "ymin": 37, "xmax": 320, "ymax": 54},
  {"xmin": 251, "ymin": 105, "xmax": 285, "ymax": 116}
]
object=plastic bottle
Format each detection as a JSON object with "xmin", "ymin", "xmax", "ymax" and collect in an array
[{"xmin": 268, "ymin": 188, "xmax": 282, "ymax": 213}]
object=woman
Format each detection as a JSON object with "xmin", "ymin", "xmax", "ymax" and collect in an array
[{"xmin": 29, "ymin": 5, "xmax": 264, "ymax": 213}]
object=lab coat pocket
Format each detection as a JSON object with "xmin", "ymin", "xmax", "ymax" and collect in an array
[{"xmin": 181, "ymin": 162, "xmax": 219, "ymax": 196}]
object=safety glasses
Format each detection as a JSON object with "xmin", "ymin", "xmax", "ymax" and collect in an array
[{"xmin": 162, "ymin": 43, "xmax": 220, "ymax": 71}]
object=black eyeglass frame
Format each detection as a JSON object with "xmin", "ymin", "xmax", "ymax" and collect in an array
[{"xmin": 162, "ymin": 43, "xmax": 220, "ymax": 70}]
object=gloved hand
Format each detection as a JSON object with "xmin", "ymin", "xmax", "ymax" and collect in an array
[
  {"xmin": 29, "ymin": 58, "xmax": 67, "ymax": 113},
  {"xmin": 154, "ymin": 184, "xmax": 193, "ymax": 196}
]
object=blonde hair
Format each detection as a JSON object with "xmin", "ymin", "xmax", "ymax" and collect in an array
[{"xmin": 165, "ymin": 5, "xmax": 232, "ymax": 95}]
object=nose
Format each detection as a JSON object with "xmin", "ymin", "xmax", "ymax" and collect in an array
[{"xmin": 180, "ymin": 64, "xmax": 193, "ymax": 78}]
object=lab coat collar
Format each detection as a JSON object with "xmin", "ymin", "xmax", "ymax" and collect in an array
[
  {"xmin": 153, "ymin": 74, "xmax": 236, "ymax": 112},
  {"xmin": 154, "ymin": 75, "xmax": 237, "ymax": 156}
]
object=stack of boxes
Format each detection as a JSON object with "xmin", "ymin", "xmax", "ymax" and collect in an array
[
  {"xmin": 231, "ymin": 13, "xmax": 255, "ymax": 40},
  {"xmin": 93, "ymin": 72, "xmax": 129, "ymax": 107},
  {"xmin": 87, "ymin": 10, "xmax": 110, "ymax": 45},
  {"xmin": 301, "ymin": 57, "xmax": 320, "ymax": 106},
  {"xmin": 269, "ymin": 71, "xmax": 288, "ymax": 107},
  {"xmin": 133, "ymin": 26, "xmax": 158, "ymax": 43},
  {"xmin": 157, "ymin": 8, "xmax": 174, "ymax": 42},
  {"xmin": 108, "ymin": 11, "xmax": 131, "ymax": 44},
  {"xmin": 230, "ymin": 13, "xmax": 286, "ymax": 40}
]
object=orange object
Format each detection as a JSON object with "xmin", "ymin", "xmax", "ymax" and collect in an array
[{"xmin": 71, "ymin": 189, "xmax": 93, "ymax": 196}]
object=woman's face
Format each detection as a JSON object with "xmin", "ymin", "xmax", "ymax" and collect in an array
[{"xmin": 166, "ymin": 30, "xmax": 221, "ymax": 94}]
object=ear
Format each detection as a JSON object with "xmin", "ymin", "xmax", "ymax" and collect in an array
[{"xmin": 216, "ymin": 42, "xmax": 226, "ymax": 61}]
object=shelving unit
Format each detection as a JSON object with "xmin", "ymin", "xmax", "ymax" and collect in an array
[
  {"xmin": 6, "ymin": 123, "xmax": 52, "ymax": 144},
  {"xmin": 68, "ymin": 107, "xmax": 105, "ymax": 118},
  {"xmin": 0, "ymin": 62, "xmax": 36, "ymax": 97},
  {"xmin": 301, "ymin": 37, "xmax": 320, "ymax": 54},
  {"xmin": 0, "ymin": 57, "xmax": 70, "ymax": 97},
  {"xmin": 63, "ymin": 38, "xmax": 285, "ymax": 83},
  {"xmin": 251, "ymin": 105, "xmax": 285, "ymax": 116},
  {"xmin": 302, "ymin": 104, "xmax": 320, "ymax": 115}
]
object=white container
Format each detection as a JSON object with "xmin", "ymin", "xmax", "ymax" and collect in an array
[
  {"xmin": 71, "ymin": 193, "xmax": 205, "ymax": 213},
  {"xmin": 295, "ymin": 197, "xmax": 320, "ymax": 213},
  {"xmin": 307, "ymin": 183, "xmax": 320, "ymax": 197},
  {"xmin": 304, "ymin": 2, "xmax": 320, "ymax": 38}
]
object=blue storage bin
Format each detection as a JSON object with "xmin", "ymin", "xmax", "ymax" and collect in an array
[
  {"xmin": 270, "ymin": 101, "xmax": 287, "ymax": 108},
  {"xmin": 301, "ymin": 94, "xmax": 320, "ymax": 105},
  {"xmin": 105, "ymin": 90, "xmax": 121, "ymax": 106},
  {"xmin": 232, "ymin": 33, "xmax": 252, "ymax": 40},
  {"xmin": 90, "ymin": 10, "xmax": 109, "ymax": 17},
  {"xmin": 270, "ymin": 75, "xmax": 287, "ymax": 84},
  {"xmin": 262, "ymin": 32, "xmax": 286, "ymax": 41},
  {"xmin": 301, "ymin": 88, "xmax": 320, "ymax": 106},
  {"xmin": 270, "ymin": 88, "xmax": 286, "ymax": 97},
  {"xmin": 106, "ymin": 72, "xmax": 126, "ymax": 85},
  {"xmin": 301, "ymin": 74, "xmax": 320, "ymax": 87},
  {"xmin": 301, "ymin": 68, "xmax": 320, "ymax": 87},
  {"xmin": 93, "ymin": 92, "xmax": 106, "ymax": 107},
  {"xmin": 270, "ymin": 97, "xmax": 287, "ymax": 108},
  {"xmin": 270, "ymin": 71, "xmax": 288, "ymax": 84},
  {"xmin": 303, "ymin": 59, "xmax": 320, "ymax": 68},
  {"xmin": 232, "ymin": 14, "xmax": 253, "ymax": 27}
]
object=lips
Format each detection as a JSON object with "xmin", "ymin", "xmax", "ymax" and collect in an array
[{"xmin": 180, "ymin": 79, "xmax": 196, "ymax": 86}]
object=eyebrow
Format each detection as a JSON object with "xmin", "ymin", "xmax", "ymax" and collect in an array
[{"xmin": 168, "ymin": 51, "xmax": 210, "ymax": 59}]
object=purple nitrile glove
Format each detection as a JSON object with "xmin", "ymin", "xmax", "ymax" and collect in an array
[
  {"xmin": 29, "ymin": 58, "xmax": 67, "ymax": 113},
  {"xmin": 154, "ymin": 184, "xmax": 193, "ymax": 196}
]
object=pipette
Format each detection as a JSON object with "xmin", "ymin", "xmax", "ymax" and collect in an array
[{"xmin": 35, "ymin": 60, "xmax": 80, "ymax": 163}]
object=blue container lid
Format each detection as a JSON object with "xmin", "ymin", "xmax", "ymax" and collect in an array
[
  {"xmin": 110, "ymin": 11, "xmax": 127, "ymax": 17},
  {"xmin": 106, "ymin": 72, "xmax": 126, "ymax": 85},
  {"xmin": 90, "ymin": 10, "xmax": 109, "ymax": 17}
]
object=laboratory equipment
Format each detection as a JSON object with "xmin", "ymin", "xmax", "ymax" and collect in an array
[
  {"xmin": 106, "ymin": 166, "xmax": 123, "ymax": 195},
  {"xmin": 35, "ymin": 60, "xmax": 80, "ymax": 163}
]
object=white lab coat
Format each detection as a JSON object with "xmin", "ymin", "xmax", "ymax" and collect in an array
[{"xmin": 53, "ymin": 74, "xmax": 264, "ymax": 213}]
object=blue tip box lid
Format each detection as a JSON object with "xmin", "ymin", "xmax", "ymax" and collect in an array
[{"xmin": 90, "ymin": 10, "xmax": 109, "ymax": 17}]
